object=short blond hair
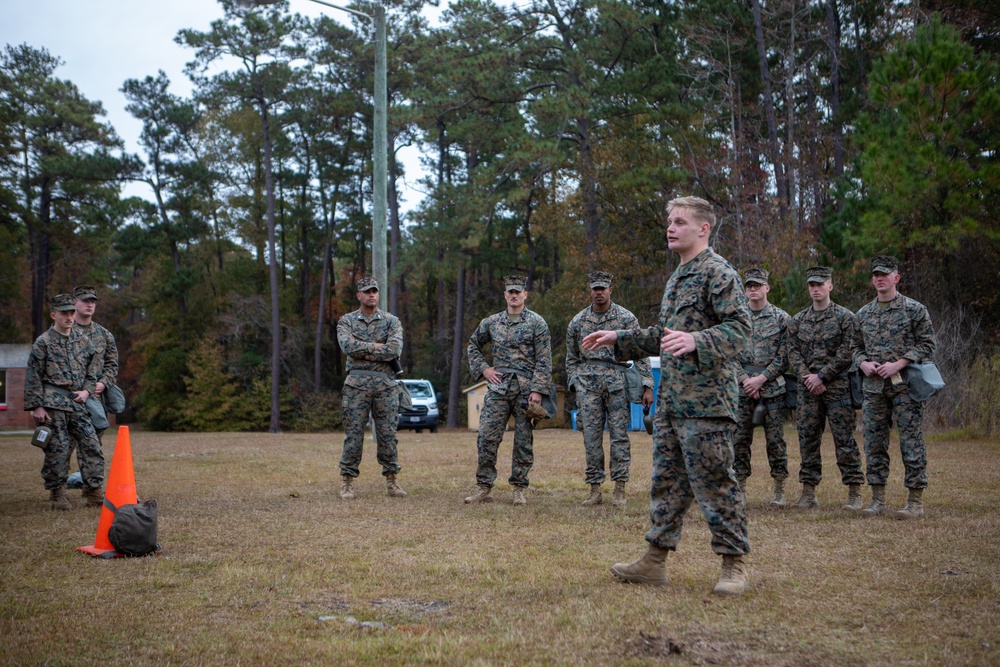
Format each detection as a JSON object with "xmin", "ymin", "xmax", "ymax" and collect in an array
[{"xmin": 667, "ymin": 196, "xmax": 715, "ymax": 227}]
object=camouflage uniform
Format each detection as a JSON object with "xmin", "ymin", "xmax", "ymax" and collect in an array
[
  {"xmin": 73, "ymin": 286, "xmax": 119, "ymax": 439},
  {"xmin": 72, "ymin": 286, "xmax": 119, "ymax": 391},
  {"xmin": 74, "ymin": 320, "xmax": 117, "ymax": 389},
  {"xmin": 567, "ymin": 291, "xmax": 653, "ymax": 486},
  {"xmin": 786, "ymin": 276, "xmax": 864, "ymax": 488},
  {"xmin": 733, "ymin": 281, "xmax": 791, "ymax": 481},
  {"xmin": 854, "ymin": 289, "xmax": 936, "ymax": 490},
  {"xmin": 337, "ymin": 297, "xmax": 404, "ymax": 479},
  {"xmin": 613, "ymin": 248, "xmax": 751, "ymax": 556},
  {"xmin": 24, "ymin": 308, "xmax": 105, "ymax": 491},
  {"xmin": 468, "ymin": 298, "xmax": 552, "ymax": 490}
]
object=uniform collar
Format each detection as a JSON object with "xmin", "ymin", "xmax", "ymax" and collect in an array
[
  {"xmin": 876, "ymin": 294, "xmax": 903, "ymax": 309},
  {"xmin": 589, "ymin": 302, "xmax": 616, "ymax": 317},
  {"xmin": 676, "ymin": 248, "xmax": 713, "ymax": 276}
]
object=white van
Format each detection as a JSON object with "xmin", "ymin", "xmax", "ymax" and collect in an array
[{"xmin": 397, "ymin": 379, "xmax": 440, "ymax": 433}]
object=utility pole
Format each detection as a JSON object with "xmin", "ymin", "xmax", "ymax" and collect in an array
[
  {"xmin": 372, "ymin": 3, "xmax": 387, "ymax": 310},
  {"xmin": 242, "ymin": 0, "xmax": 388, "ymax": 310}
]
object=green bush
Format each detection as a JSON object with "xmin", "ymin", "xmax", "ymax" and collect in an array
[
  {"xmin": 969, "ymin": 354, "xmax": 1000, "ymax": 437},
  {"xmin": 288, "ymin": 389, "xmax": 344, "ymax": 432}
]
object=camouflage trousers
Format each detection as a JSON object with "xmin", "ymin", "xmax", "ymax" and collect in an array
[
  {"xmin": 795, "ymin": 386, "xmax": 864, "ymax": 487},
  {"xmin": 41, "ymin": 408, "xmax": 104, "ymax": 490},
  {"xmin": 863, "ymin": 387, "xmax": 927, "ymax": 489},
  {"xmin": 475, "ymin": 388, "xmax": 533, "ymax": 488},
  {"xmin": 340, "ymin": 383, "xmax": 401, "ymax": 478},
  {"xmin": 646, "ymin": 415, "xmax": 749, "ymax": 556},
  {"xmin": 733, "ymin": 395, "xmax": 788, "ymax": 480},
  {"xmin": 577, "ymin": 387, "xmax": 632, "ymax": 485}
]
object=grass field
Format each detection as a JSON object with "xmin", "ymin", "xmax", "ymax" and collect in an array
[{"xmin": 1, "ymin": 425, "xmax": 998, "ymax": 666}]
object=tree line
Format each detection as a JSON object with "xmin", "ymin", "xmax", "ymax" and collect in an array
[{"xmin": 1, "ymin": 0, "xmax": 998, "ymax": 433}]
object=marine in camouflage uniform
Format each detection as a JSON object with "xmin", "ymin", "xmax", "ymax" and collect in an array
[
  {"xmin": 24, "ymin": 294, "xmax": 105, "ymax": 510},
  {"xmin": 73, "ymin": 285, "xmax": 118, "ymax": 439},
  {"xmin": 336, "ymin": 278, "xmax": 407, "ymax": 499},
  {"xmin": 785, "ymin": 266, "xmax": 864, "ymax": 510},
  {"xmin": 566, "ymin": 271, "xmax": 654, "ymax": 507},
  {"xmin": 853, "ymin": 255, "xmax": 936, "ymax": 520},
  {"xmin": 732, "ymin": 268, "xmax": 791, "ymax": 506},
  {"xmin": 465, "ymin": 275, "xmax": 552, "ymax": 506},
  {"xmin": 582, "ymin": 197, "xmax": 752, "ymax": 595}
]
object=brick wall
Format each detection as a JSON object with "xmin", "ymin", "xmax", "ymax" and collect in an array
[{"xmin": 1, "ymin": 368, "xmax": 35, "ymax": 430}]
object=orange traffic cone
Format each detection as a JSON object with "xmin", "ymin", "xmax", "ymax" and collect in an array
[{"xmin": 77, "ymin": 425, "xmax": 138, "ymax": 558}]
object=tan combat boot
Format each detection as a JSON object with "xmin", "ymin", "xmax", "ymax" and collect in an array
[
  {"xmin": 769, "ymin": 477, "xmax": 786, "ymax": 508},
  {"xmin": 843, "ymin": 483, "xmax": 863, "ymax": 511},
  {"xmin": 582, "ymin": 484, "xmax": 602, "ymax": 506},
  {"xmin": 792, "ymin": 483, "xmax": 820, "ymax": 509},
  {"xmin": 512, "ymin": 488, "xmax": 527, "ymax": 505},
  {"xmin": 339, "ymin": 475, "xmax": 356, "ymax": 500},
  {"xmin": 860, "ymin": 484, "xmax": 888, "ymax": 517},
  {"xmin": 386, "ymin": 473, "xmax": 407, "ymax": 498},
  {"xmin": 50, "ymin": 487, "xmax": 71, "ymax": 511},
  {"xmin": 611, "ymin": 481, "xmax": 626, "ymax": 508},
  {"xmin": 895, "ymin": 488, "xmax": 924, "ymax": 520},
  {"xmin": 82, "ymin": 486, "xmax": 104, "ymax": 508},
  {"xmin": 610, "ymin": 544, "xmax": 669, "ymax": 586},
  {"xmin": 713, "ymin": 554, "xmax": 749, "ymax": 596},
  {"xmin": 464, "ymin": 484, "xmax": 493, "ymax": 504}
]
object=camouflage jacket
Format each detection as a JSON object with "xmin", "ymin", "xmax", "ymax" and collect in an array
[
  {"xmin": 468, "ymin": 308, "xmax": 552, "ymax": 395},
  {"xmin": 337, "ymin": 308, "xmax": 403, "ymax": 390},
  {"xmin": 613, "ymin": 248, "xmax": 751, "ymax": 421},
  {"xmin": 24, "ymin": 326, "xmax": 100, "ymax": 413},
  {"xmin": 735, "ymin": 303, "xmax": 790, "ymax": 399},
  {"xmin": 853, "ymin": 293, "xmax": 936, "ymax": 394},
  {"xmin": 74, "ymin": 320, "xmax": 118, "ymax": 388},
  {"xmin": 786, "ymin": 302, "xmax": 855, "ymax": 389},
  {"xmin": 566, "ymin": 302, "xmax": 653, "ymax": 394}
]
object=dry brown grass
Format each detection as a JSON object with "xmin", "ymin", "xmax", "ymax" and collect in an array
[{"xmin": 1, "ymin": 426, "xmax": 998, "ymax": 666}]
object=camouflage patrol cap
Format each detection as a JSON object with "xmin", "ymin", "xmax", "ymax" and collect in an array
[
  {"xmin": 588, "ymin": 271, "xmax": 613, "ymax": 289},
  {"xmin": 503, "ymin": 275, "xmax": 527, "ymax": 292},
  {"xmin": 50, "ymin": 294, "xmax": 76, "ymax": 311},
  {"xmin": 73, "ymin": 285, "xmax": 98, "ymax": 301},
  {"xmin": 871, "ymin": 255, "xmax": 899, "ymax": 274},
  {"xmin": 806, "ymin": 266, "xmax": 833, "ymax": 283},
  {"xmin": 743, "ymin": 268, "xmax": 769, "ymax": 285},
  {"xmin": 355, "ymin": 277, "xmax": 379, "ymax": 292}
]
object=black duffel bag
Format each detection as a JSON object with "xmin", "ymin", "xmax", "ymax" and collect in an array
[{"xmin": 104, "ymin": 498, "xmax": 160, "ymax": 557}]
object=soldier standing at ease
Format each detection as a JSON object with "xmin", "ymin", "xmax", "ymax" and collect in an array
[
  {"xmin": 73, "ymin": 285, "xmax": 118, "ymax": 440},
  {"xmin": 785, "ymin": 267, "xmax": 865, "ymax": 510},
  {"xmin": 336, "ymin": 277, "xmax": 407, "ymax": 500},
  {"xmin": 465, "ymin": 275, "xmax": 552, "ymax": 506},
  {"xmin": 733, "ymin": 268, "xmax": 791, "ymax": 506},
  {"xmin": 24, "ymin": 294, "xmax": 105, "ymax": 510},
  {"xmin": 853, "ymin": 255, "xmax": 936, "ymax": 520},
  {"xmin": 566, "ymin": 271, "xmax": 654, "ymax": 508},
  {"xmin": 582, "ymin": 196, "xmax": 752, "ymax": 596}
]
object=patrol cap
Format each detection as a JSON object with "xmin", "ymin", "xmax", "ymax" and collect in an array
[
  {"xmin": 588, "ymin": 271, "xmax": 613, "ymax": 289},
  {"xmin": 743, "ymin": 268, "xmax": 769, "ymax": 286},
  {"xmin": 50, "ymin": 294, "xmax": 76, "ymax": 311},
  {"xmin": 73, "ymin": 285, "xmax": 98, "ymax": 301},
  {"xmin": 355, "ymin": 277, "xmax": 379, "ymax": 292},
  {"xmin": 503, "ymin": 275, "xmax": 527, "ymax": 292},
  {"xmin": 871, "ymin": 255, "xmax": 899, "ymax": 274},
  {"xmin": 806, "ymin": 266, "xmax": 833, "ymax": 283}
]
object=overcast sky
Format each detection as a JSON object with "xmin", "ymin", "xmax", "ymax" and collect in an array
[{"xmin": 4, "ymin": 0, "xmax": 427, "ymax": 210}]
